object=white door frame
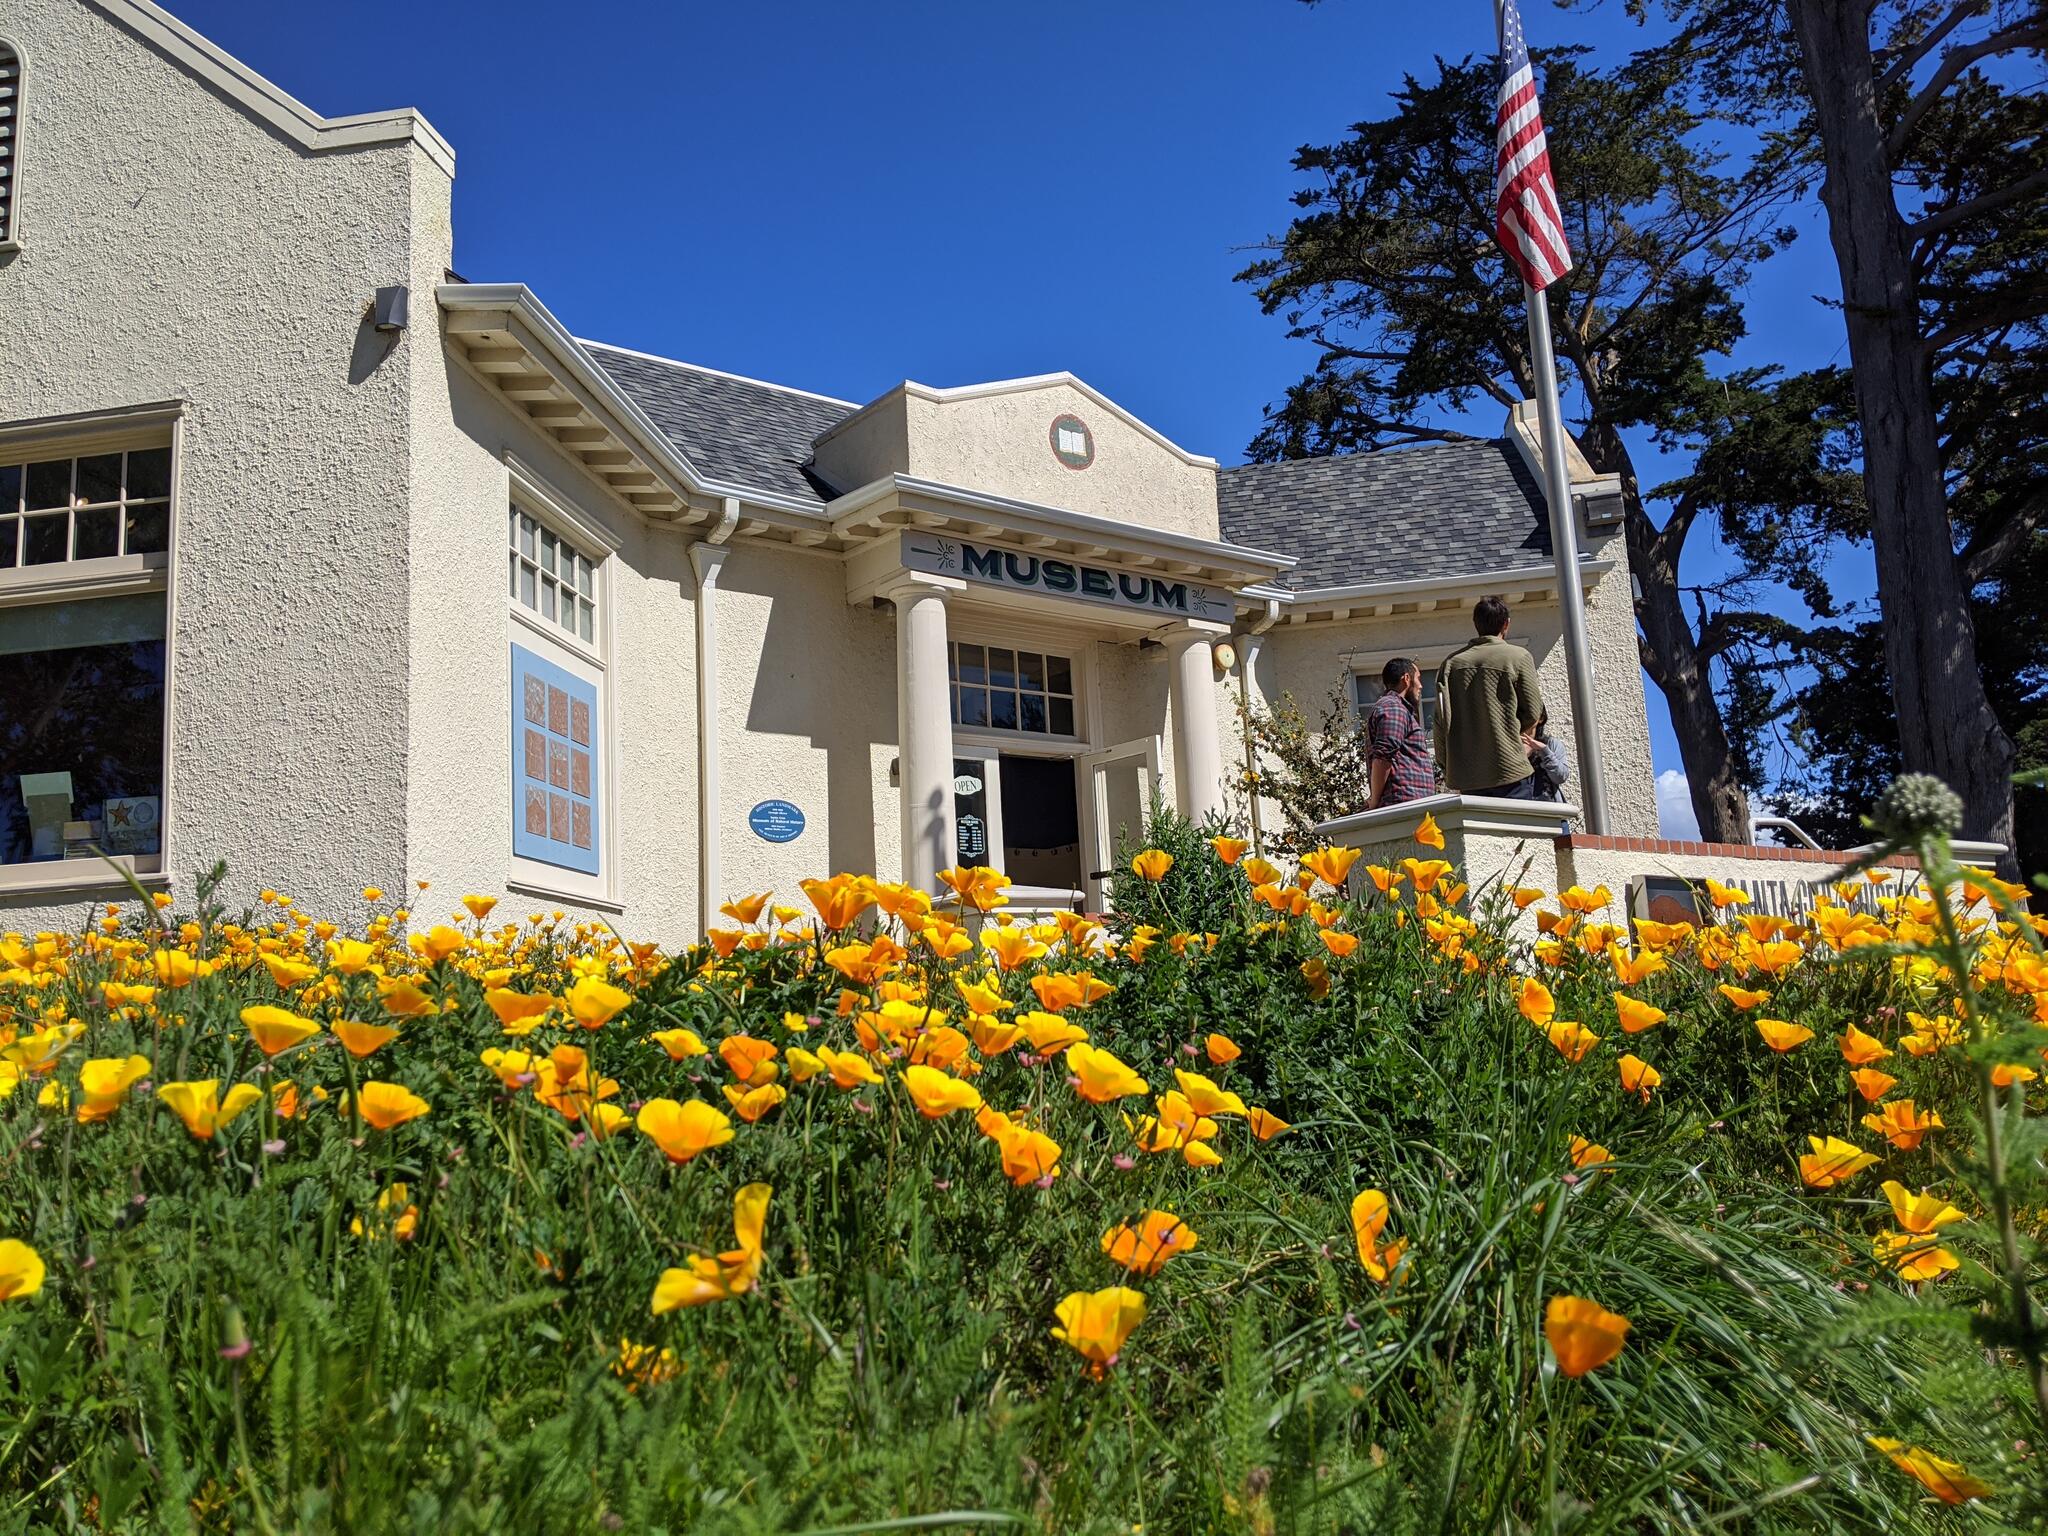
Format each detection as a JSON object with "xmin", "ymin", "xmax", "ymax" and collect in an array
[{"xmin": 1079, "ymin": 735, "xmax": 1162, "ymax": 909}]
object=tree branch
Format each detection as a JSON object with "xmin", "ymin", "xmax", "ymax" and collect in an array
[
  {"xmin": 1958, "ymin": 496, "xmax": 2047, "ymax": 588},
  {"xmin": 1876, "ymin": 1, "xmax": 1985, "ymax": 96},
  {"xmin": 1887, "ymin": 19, "xmax": 2048, "ymax": 164},
  {"xmin": 1911, "ymin": 163, "xmax": 2048, "ymax": 246}
]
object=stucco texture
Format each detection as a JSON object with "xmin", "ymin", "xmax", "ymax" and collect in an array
[{"xmin": 1, "ymin": 0, "xmax": 428, "ymax": 930}]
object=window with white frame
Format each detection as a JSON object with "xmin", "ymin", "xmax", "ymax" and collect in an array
[
  {"xmin": 950, "ymin": 641, "xmax": 1076, "ymax": 736},
  {"xmin": 509, "ymin": 505, "xmax": 597, "ymax": 645},
  {"xmin": 0, "ymin": 437, "xmax": 173, "ymax": 875},
  {"xmin": 507, "ymin": 497, "xmax": 605, "ymax": 882}
]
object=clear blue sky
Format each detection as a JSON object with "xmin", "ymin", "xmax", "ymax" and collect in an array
[{"xmin": 169, "ymin": 0, "xmax": 1867, "ymax": 825}]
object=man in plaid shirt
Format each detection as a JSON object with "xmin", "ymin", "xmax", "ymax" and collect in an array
[{"xmin": 1366, "ymin": 657, "xmax": 1437, "ymax": 808}]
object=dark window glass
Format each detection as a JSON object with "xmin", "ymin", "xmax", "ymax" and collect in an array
[
  {"xmin": 1050, "ymin": 697, "xmax": 1075, "ymax": 736},
  {"xmin": 126, "ymin": 448, "xmax": 172, "ymax": 501},
  {"xmin": 957, "ymin": 688, "xmax": 988, "ymax": 727},
  {"xmin": 24, "ymin": 461, "xmax": 70, "ymax": 510},
  {"xmin": 1018, "ymin": 651, "xmax": 1045, "ymax": 691},
  {"xmin": 0, "ymin": 593, "xmax": 167, "ymax": 866},
  {"xmin": 0, "ymin": 465, "xmax": 19, "ymax": 512},
  {"xmin": 74, "ymin": 454, "xmax": 121, "ymax": 505},
  {"xmin": 73, "ymin": 507, "xmax": 120, "ymax": 560},
  {"xmin": 23, "ymin": 513, "xmax": 68, "ymax": 565},
  {"xmin": 0, "ymin": 517, "xmax": 15, "ymax": 569},
  {"xmin": 954, "ymin": 643, "xmax": 985, "ymax": 687},
  {"xmin": 124, "ymin": 503, "xmax": 169, "ymax": 554},
  {"xmin": 989, "ymin": 691, "xmax": 1018, "ymax": 731},
  {"xmin": 1047, "ymin": 655, "xmax": 1072, "ymax": 694},
  {"xmin": 987, "ymin": 648, "xmax": 1016, "ymax": 690},
  {"xmin": 1020, "ymin": 693, "xmax": 1047, "ymax": 733}
]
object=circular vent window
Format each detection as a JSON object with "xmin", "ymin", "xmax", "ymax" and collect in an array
[{"xmin": 1049, "ymin": 414, "xmax": 1095, "ymax": 470}]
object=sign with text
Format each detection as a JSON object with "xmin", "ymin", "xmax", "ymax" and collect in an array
[
  {"xmin": 747, "ymin": 800, "xmax": 806, "ymax": 844},
  {"xmin": 901, "ymin": 534, "xmax": 1233, "ymax": 625}
]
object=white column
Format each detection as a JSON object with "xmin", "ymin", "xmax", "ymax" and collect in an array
[
  {"xmin": 1167, "ymin": 627, "xmax": 1226, "ymax": 823},
  {"xmin": 890, "ymin": 580, "xmax": 956, "ymax": 891},
  {"xmin": 689, "ymin": 539, "xmax": 731, "ymax": 936}
]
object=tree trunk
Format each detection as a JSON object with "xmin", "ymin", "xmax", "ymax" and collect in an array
[
  {"xmin": 1577, "ymin": 417, "xmax": 1754, "ymax": 844},
  {"xmin": 1787, "ymin": 0, "xmax": 2018, "ymax": 858},
  {"xmin": 1627, "ymin": 507, "xmax": 1754, "ymax": 845}
]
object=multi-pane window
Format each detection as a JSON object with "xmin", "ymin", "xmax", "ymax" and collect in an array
[
  {"xmin": 511, "ymin": 644, "xmax": 600, "ymax": 876},
  {"xmin": 0, "ymin": 447, "xmax": 173, "ymax": 567},
  {"xmin": 949, "ymin": 642, "xmax": 1076, "ymax": 736},
  {"xmin": 509, "ymin": 505, "xmax": 596, "ymax": 645}
]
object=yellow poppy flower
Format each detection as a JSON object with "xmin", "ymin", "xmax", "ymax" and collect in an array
[
  {"xmin": 981, "ymin": 924, "xmax": 1048, "ymax": 973},
  {"xmin": 1247, "ymin": 1107, "xmax": 1291, "ymax": 1141},
  {"xmin": 1838, "ymin": 1023, "xmax": 1892, "ymax": 1066},
  {"xmin": 407, "ymin": 925, "xmax": 467, "ymax": 964},
  {"xmin": 1863, "ymin": 1100, "xmax": 1943, "ymax": 1151},
  {"xmin": 1865, "ymin": 1438, "xmax": 1991, "ymax": 1504},
  {"xmin": 902, "ymin": 1062, "xmax": 983, "ymax": 1118},
  {"xmin": 718, "ymin": 1034, "xmax": 781, "ymax": 1088},
  {"xmin": 1612, "ymin": 993, "xmax": 1666, "ymax": 1034},
  {"xmin": 1568, "ymin": 1136, "xmax": 1612, "ymax": 1172},
  {"xmin": 721, "ymin": 1083, "xmax": 788, "ymax": 1123},
  {"xmin": 1318, "ymin": 928, "xmax": 1360, "ymax": 959},
  {"xmin": 1518, "ymin": 977, "xmax": 1555, "ymax": 1028},
  {"xmin": 1173, "ymin": 1068, "xmax": 1247, "ymax": 1119},
  {"xmin": 1413, "ymin": 813, "xmax": 1445, "ymax": 850},
  {"xmin": 1300, "ymin": 846, "xmax": 1362, "ymax": 888},
  {"xmin": 1018, "ymin": 1011, "xmax": 1089, "ymax": 1055},
  {"xmin": 1546, "ymin": 1020, "xmax": 1600, "ymax": 1063},
  {"xmin": 0, "ymin": 1240, "xmax": 46, "ymax": 1303},
  {"xmin": 800, "ymin": 874, "xmax": 875, "ymax": 931},
  {"xmin": 1617, "ymin": 1054, "xmax": 1661, "ymax": 1102},
  {"xmin": 1102, "ymin": 1211, "xmax": 1198, "ymax": 1276},
  {"xmin": 355, "ymin": 1081, "xmax": 430, "ymax": 1130},
  {"xmin": 1051, "ymin": 1286, "xmax": 1146, "ymax": 1377},
  {"xmin": 351, "ymin": 1182, "xmax": 420, "ymax": 1242},
  {"xmin": 485, "ymin": 988, "xmax": 555, "ymax": 1034},
  {"xmin": 989, "ymin": 1120, "xmax": 1062, "ymax": 1185},
  {"xmin": 719, "ymin": 891, "xmax": 772, "ymax": 925},
  {"xmin": 1851, "ymin": 1068, "xmax": 1897, "ymax": 1103},
  {"xmin": 241, "ymin": 1005, "xmax": 320, "ymax": 1057},
  {"xmin": 158, "ymin": 1079, "xmax": 264, "ymax": 1140},
  {"xmin": 566, "ymin": 975, "xmax": 632, "ymax": 1029},
  {"xmin": 651, "ymin": 1182, "xmax": 772, "ymax": 1313},
  {"xmin": 650, "ymin": 1028, "xmax": 708, "ymax": 1061},
  {"xmin": 1717, "ymin": 984, "xmax": 1770, "ymax": 1010},
  {"xmin": 1754, "ymin": 1018, "xmax": 1814, "ymax": 1053},
  {"xmin": 1798, "ymin": 1135, "xmax": 1880, "ymax": 1189},
  {"xmin": 785, "ymin": 1047, "xmax": 826, "ymax": 1083},
  {"xmin": 326, "ymin": 938, "xmax": 376, "ymax": 975},
  {"xmin": 1545, "ymin": 1295, "xmax": 1629, "ymax": 1377},
  {"xmin": 1209, "ymin": 836, "xmax": 1249, "ymax": 864},
  {"xmin": 1065, "ymin": 1043, "xmax": 1150, "ymax": 1104},
  {"xmin": 74, "ymin": 1054, "xmax": 151, "ymax": 1124},
  {"xmin": 816, "ymin": 1046, "xmax": 884, "ymax": 1090},
  {"xmin": 1129, "ymin": 848, "xmax": 1174, "ymax": 881},
  {"xmin": 636, "ymin": 1098, "xmax": 735, "ymax": 1163},
  {"xmin": 331, "ymin": 1020, "xmax": 400, "ymax": 1059}
]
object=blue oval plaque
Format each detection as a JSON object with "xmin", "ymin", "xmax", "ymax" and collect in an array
[{"xmin": 748, "ymin": 799, "xmax": 805, "ymax": 844}]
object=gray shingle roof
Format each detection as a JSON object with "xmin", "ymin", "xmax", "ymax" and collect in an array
[
  {"xmin": 584, "ymin": 343, "xmax": 854, "ymax": 505},
  {"xmin": 1217, "ymin": 440, "xmax": 1553, "ymax": 590}
]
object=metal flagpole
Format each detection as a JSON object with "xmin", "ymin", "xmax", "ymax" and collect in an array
[{"xmin": 1494, "ymin": 0, "xmax": 1611, "ymax": 834}]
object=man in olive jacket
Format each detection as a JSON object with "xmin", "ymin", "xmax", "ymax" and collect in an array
[{"xmin": 1433, "ymin": 595, "xmax": 1546, "ymax": 799}]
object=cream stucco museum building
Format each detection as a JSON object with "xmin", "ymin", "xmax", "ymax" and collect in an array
[{"xmin": 0, "ymin": 0, "xmax": 1658, "ymax": 941}]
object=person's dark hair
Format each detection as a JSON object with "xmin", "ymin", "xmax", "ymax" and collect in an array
[
  {"xmin": 1380, "ymin": 656, "xmax": 1417, "ymax": 691},
  {"xmin": 1473, "ymin": 595, "xmax": 1511, "ymax": 635},
  {"xmin": 1532, "ymin": 707, "xmax": 1552, "ymax": 741}
]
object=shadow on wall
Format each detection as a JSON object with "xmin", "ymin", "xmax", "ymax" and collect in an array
[{"xmin": 736, "ymin": 568, "xmax": 896, "ymax": 877}]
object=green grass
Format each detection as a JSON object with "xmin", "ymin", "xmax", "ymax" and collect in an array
[{"xmin": 0, "ymin": 824, "xmax": 2039, "ymax": 1533}]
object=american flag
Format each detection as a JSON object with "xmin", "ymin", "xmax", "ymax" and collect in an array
[{"xmin": 1494, "ymin": 0, "xmax": 1573, "ymax": 291}]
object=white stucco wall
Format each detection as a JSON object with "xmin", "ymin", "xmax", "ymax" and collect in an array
[
  {"xmin": 814, "ymin": 380, "xmax": 1222, "ymax": 543},
  {"xmin": 1, "ymin": 0, "xmax": 429, "ymax": 930}
]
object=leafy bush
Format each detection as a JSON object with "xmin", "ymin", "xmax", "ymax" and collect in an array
[{"xmin": 0, "ymin": 822, "xmax": 2041, "ymax": 1532}]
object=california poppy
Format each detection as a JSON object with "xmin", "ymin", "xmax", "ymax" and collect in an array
[
  {"xmin": 1066, "ymin": 1043, "xmax": 1150, "ymax": 1103},
  {"xmin": 1544, "ymin": 1295, "xmax": 1629, "ymax": 1377},
  {"xmin": 355, "ymin": 1081, "xmax": 431, "ymax": 1130},
  {"xmin": 1863, "ymin": 1100, "xmax": 1943, "ymax": 1151},
  {"xmin": 1850, "ymin": 1068, "xmax": 1897, "ymax": 1103},
  {"xmin": 1247, "ymin": 1107, "xmax": 1291, "ymax": 1141},
  {"xmin": 1838, "ymin": 1023, "xmax": 1892, "ymax": 1066},
  {"xmin": 1612, "ymin": 994, "xmax": 1666, "ymax": 1034},
  {"xmin": 242, "ymin": 1005, "xmax": 320, "ymax": 1057},
  {"xmin": 636, "ymin": 1098, "xmax": 734, "ymax": 1163},
  {"xmin": 1173, "ymin": 1069, "xmax": 1247, "ymax": 1118},
  {"xmin": 1205, "ymin": 1032, "xmax": 1242, "ymax": 1065},
  {"xmin": 902, "ymin": 1063, "xmax": 982, "ymax": 1118},
  {"xmin": 1617, "ymin": 1054, "xmax": 1661, "ymax": 1102},
  {"xmin": 1130, "ymin": 849, "xmax": 1174, "ymax": 882},
  {"xmin": 1102, "ymin": 1211, "xmax": 1198, "ymax": 1276},
  {"xmin": 159, "ymin": 1078, "xmax": 265, "ymax": 1139},
  {"xmin": 1865, "ymin": 1438, "xmax": 1991, "ymax": 1504},
  {"xmin": 1414, "ymin": 813, "xmax": 1444, "ymax": 850},
  {"xmin": 0, "ymin": 1240, "xmax": 45, "ymax": 1303},
  {"xmin": 73, "ymin": 1055, "xmax": 151, "ymax": 1124},
  {"xmin": 1753, "ymin": 1018, "xmax": 1813, "ymax": 1053},
  {"xmin": 1518, "ymin": 977, "xmax": 1555, "ymax": 1028},
  {"xmin": 1051, "ymin": 1286, "xmax": 1146, "ymax": 1377},
  {"xmin": 1798, "ymin": 1135, "xmax": 1880, "ymax": 1189},
  {"xmin": 651, "ymin": 1182, "xmax": 772, "ymax": 1312},
  {"xmin": 1546, "ymin": 1020, "xmax": 1600, "ymax": 1063},
  {"xmin": 567, "ymin": 975, "xmax": 632, "ymax": 1029},
  {"xmin": 331, "ymin": 1020, "xmax": 400, "ymax": 1059}
]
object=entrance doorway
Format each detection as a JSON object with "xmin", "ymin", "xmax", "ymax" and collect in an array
[{"xmin": 952, "ymin": 750, "xmax": 1084, "ymax": 901}]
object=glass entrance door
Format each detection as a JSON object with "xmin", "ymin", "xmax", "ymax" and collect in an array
[{"xmin": 952, "ymin": 750, "xmax": 1085, "ymax": 908}]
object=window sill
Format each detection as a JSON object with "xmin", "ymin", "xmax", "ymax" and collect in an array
[
  {"xmin": 0, "ymin": 856, "xmax": 169, "ymax": 898},
  {"xmin": 0, "ymin": 552, "xmax": 169, "ymax": 604},
  {"xmin": 506, "ymin": 878, "xmax": 626, "ymax": 915}
]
